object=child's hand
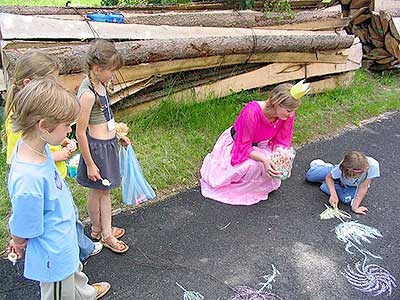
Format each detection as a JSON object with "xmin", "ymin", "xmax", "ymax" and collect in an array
[
  {"xmin": 87, "ymin": 164, "xmax": 101, "ymax": 181},
  {"xmin": 119, "ymin": 135, "xmax": 131, "ymax": 147},
  {"xmin": 8, "ymin": 239, "xmax": 26, "ymax": 260},
  {"xmin": 263, "ymin": 159, "xmax": 281, "ymax": 178},
  {"xmin": 352, "ymin": 206, "xmax": 368, "ymax": 215},
  {"xmin": 329, "ymin": 195, "xmax": 339, "ymax": 208},
  {"xmin": 52, "ymin": 147, "xmax": 71, "ymax": 162}
]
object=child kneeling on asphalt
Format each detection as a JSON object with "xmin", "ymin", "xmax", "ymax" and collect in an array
[
  {"xmin": 305, "ymin": 151, "xmax": 380, "ymax": 215},
  {"xmin": 7, "ymin": 78, "xmax": 110, "ymax": 300}
]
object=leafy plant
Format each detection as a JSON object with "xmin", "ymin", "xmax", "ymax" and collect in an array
[{"xmin": 264, "ymin": 0, "xmax": 293, "ymax": 20}]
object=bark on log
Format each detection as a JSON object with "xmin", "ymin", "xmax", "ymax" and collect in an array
[
  {"xmin": 0, "ymin": 0, "xmax": 334, "ymax": 15},
  {"xmin": 121, "ymin": 10, "xmax": 342, "ymax": 28},
  {"xmin": 3, "ymin": 31, "xmax": 354, "ymax": 76}
]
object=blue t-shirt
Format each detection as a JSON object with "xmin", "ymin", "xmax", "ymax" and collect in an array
[
  {"xmin": 8, "ymin": 143, "xmax": 79, "ymax": 283},
  {"xmin": 330, "ymin": 156, "xmax": 380, "ymax": 187}
]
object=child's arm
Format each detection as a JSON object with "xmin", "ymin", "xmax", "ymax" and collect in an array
[
  {"xmin": 351, "ymin": 179, "xmax": 370, "ymax": 215},
  {"xmin": 325, "ymin": 173, "xmax": 339, "ymax": 208},
  {"xmin": 76, "ymin": 92, "xmax": 101, "ymax": 181}
]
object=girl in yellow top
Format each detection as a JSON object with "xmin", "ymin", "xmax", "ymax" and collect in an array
[{"xmin": 4, "ymin": 51, "xmax": 73, "ymax": 177}]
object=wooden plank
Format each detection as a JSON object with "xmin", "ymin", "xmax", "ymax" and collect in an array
[
  {"xmin": 0, "ymin": 68, "xmax": 6, "ymax": 91},
  {"xmin": 308, "ymin": 71, "xmax": 355, "ymax": 95},
  {"xmin": 118, "ymin": 41, "xmax": 362, "ymax": 112},
  {"xmin": 55, "ymin": 50, "xmax": 348, "ymax": 97},
  {"xmin": 390, "ymin": 17, "xmax": 400, "ymax": 40},
  {"xmin": 0, "ymin": 13, "xmax": 348, "ymax": 41},
  {"xmin": 114, "ymin": 50, "xmax": 349, "ymax": 82},
  {"xmin": 373, "ymin": 0, "xmax": 400, "ymax": 11}
]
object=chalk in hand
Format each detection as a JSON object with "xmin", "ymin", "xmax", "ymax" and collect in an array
[
  {"xmin": 100, "ymin": 178, "xmax": 111, "ymax": 186},
  {"xmin": 8, "ymin": 252, "xmax": 17, "ymax": 266}
]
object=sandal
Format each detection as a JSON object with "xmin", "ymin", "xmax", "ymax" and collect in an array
[
  {"xmin": 92, "ymin": 282, "xmax": 111, "ymax": 300},
  {"xmin": 101, "ymin": 235, "xmax": 129, "ymax": 254},
  {"xmin": 90, "ymin": 229, "xmax": 102, "ymax": 241},
  {"xmin": 112, "ymin": 226, "xmax": 125, "ymax": 239},
  {"xmin": 91, "ymin": 226, "xmax": 125, "ymax": 240}
]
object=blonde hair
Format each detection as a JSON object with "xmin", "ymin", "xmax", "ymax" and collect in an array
[
  {"xmin": 266, "ymin": 83, "xmax": 301, "ymax": 111},
  {"xmin": 4, "ymin": 51, "xmax": 59, "ymax": 121},
  {"xmin": 86, "ymin": 39, "xmax": 123, "ymax": 71},
  {"xmin": 11, "ymin": 78, "xmax": 80, "ymax": 138},
  {"xmin": 340, "ymin": 151, "xmax": 369, "ymax": 178},
  {"xmin": 2, "ymin": 51, "xmax": 59, "ymax": 146}
]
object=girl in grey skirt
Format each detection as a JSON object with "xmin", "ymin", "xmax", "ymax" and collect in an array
[{"xmin": 76, "ymin": 39, "xmax": 129, "ymax": 254}]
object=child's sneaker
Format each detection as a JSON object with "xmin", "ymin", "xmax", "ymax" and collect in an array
[
  {"xmin": 310, "ymin": 159, "xmax": 333, "ymax": 168},
  {"xmin": 90, "ymin": 242, "xmax": 103, "ymax": 257}
]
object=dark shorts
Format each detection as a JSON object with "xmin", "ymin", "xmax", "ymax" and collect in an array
[{"xmin": 77, "ymin": 134, "xmax": 121, "ymax": 190}]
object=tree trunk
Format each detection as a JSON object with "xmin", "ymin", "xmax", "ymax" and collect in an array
[
  {"xmin": 3, "ymin": 31, "xmax": 354, "ymax": 76},
  {"xmin": 121, "ymin": 10, "xmax": 342, "ymax": 28}
]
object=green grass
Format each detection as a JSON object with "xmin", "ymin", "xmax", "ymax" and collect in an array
[{"xmin": 1, "ymin": 69, "xmax": 399, "ymax": 249}]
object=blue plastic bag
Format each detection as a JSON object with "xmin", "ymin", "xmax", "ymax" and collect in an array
[{"xmin": 119, "ymin": 144, "xmax": 155, "ymax": 205}]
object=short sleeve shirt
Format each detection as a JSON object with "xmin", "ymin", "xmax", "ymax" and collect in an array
[
  {"xmin": 330, "ymin": 156, "xmax": 380, "ymax": 187},
  {"xmin": 8, "ymin": 143, "xmax": 79, "ymax": 282}
]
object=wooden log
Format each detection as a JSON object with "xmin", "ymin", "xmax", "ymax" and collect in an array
[
  {"xmin": 0, "ymin": 3, "xmax": 230, "ymax": 15},
  {"xmin": 118, "ymin": 10, "xmax": 343, "ymax": 28},
  {"xmin": 0, "ymin": 0, "xmax": 335, "ymax": 15},
  {"xmin": 116, "ymin": 41, "xmax": 362, "ymax": 111},
  {"xmin": 5, "ymin": 10, "xmax": 346, "ymax": 31},
  {"xmin": 2, "ymin": 30, "xmax": 354, "ymax": 76}
]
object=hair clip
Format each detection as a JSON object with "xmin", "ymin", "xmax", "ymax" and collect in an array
[{"xmin": 290, "ymin": 79, "xmax": 310, "ymax": 99}]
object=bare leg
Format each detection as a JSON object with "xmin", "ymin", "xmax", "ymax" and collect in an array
[
  {"xmin": 87, "ymin": 189, "xmax": 103, "ymax": 233},
  {"xmin": 99, "ymin": 190, "xmax": 112, "ymax": 238}
]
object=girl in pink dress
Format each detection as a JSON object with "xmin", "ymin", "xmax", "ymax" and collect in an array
[{"xmin": 200, "ymin": 82, "xmax": 306, "ymax": 205}]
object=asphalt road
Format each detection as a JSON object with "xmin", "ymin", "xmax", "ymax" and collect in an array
[{"xmin": 1, "ymin": 111, "xmax": 399, "ymax": 300}]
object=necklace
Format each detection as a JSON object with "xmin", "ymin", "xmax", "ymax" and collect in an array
[{"xmin": 21, "ymin": 140, "xmax": 47, "ymax": 158}]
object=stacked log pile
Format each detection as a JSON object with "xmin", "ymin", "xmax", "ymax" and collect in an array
[
  {"xmin": 0, "ymin": 2, "xmax": 362, "ymax": 111},
  {"xmin": 332, "ymin": 0, "xmax": 400, "ymax": 70}
]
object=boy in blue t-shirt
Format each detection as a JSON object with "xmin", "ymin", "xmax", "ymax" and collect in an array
[
  {"xmin": 7, "ymin": 78, "xmax": 110, "ymax": 300},
  {"xmin": 305, "ymin": 151, "xmax": 380, "ymax": 215}
]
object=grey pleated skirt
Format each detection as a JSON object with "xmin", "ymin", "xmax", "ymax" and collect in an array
[{"xmin": 76, "ymin": 134, "xmax": 121, "ymax": 190}]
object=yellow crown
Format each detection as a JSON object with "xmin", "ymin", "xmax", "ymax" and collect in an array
[{"xmin": 290, "ymin": 80, "xmax": 310, "ymax": 99}]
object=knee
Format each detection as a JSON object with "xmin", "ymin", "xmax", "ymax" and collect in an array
[{"xmin": 305, "ymin": 168, "xmax": 320, "ymax": 182}]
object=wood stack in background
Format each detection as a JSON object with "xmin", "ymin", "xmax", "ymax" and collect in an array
[
  {"xmin": 0, "ymin": 2, "xmax": 362, "ymax": 112},
  {"xmin": 334, "ymin": 0, "xmax": 400, "ymax": 70}
]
